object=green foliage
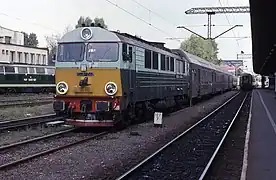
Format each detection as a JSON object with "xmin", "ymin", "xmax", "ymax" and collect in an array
[
  {"xmin": 180, "ymin": 34, "xmax": 220, "ymax": 64},
  {"xmin": 75, "ymin": 16, "xmax": 108, "ymax": 29},
  {"xmin": 22, "ymin": 32, "xmax": 39, "ymax": 47}
]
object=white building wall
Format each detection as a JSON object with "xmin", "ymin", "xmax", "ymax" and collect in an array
[
  {"xmin": 0, "ymin": 26, "xmax": 24, "ymax": 45},
  {"xmin": 0, "ymin": 43, "xmax": 48, "ymax": 65}
]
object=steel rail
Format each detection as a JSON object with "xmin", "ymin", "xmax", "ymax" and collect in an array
[
  {"xmin": 0, "ymin": 114, "xmax": 62, "ymax": 131},
  {"xmin": 0, "ymin": 97, "xmax": 53, "ymax": 103},
  {"xmin": 198, "ymin": 92, "xmax": 248, "ymax": 180},
  {"xmin": 0, "ymin": 128, "xmax": 76, "ymax": 151},
  {"xmin": 0, "ymin": 100, "xmax": 53, "ymax": 108},
  {"xmin": 116, "ymin": 92, "xmax": 241, "ymax": 180},
  {"xmin": 0, "ymin": 131, "xmax": 109, "ymax": 170}
]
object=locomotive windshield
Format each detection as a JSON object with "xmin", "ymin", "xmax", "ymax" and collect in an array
[
  {"xmin": 86, "ymin": 43, "xmax": 118, "ymax": 62},
  {"xmin": 57, "ymin": 43, "xmax": 85, "ymax": 62}
]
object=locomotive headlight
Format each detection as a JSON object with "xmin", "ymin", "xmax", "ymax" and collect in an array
[
  {"xmin": 56, "ymin": 81, "xmax": 69, "ymax": 95},
  {"xmin": 104, "ymin": 82, "xmax": 117, "ymax": 96},
  {"xmin": 80, "ymin": 64, "xmax": 87, "ymax": 72},
  {"xmin": 80, "ymin": 28, "xmax": 92, "ymax": 40}
]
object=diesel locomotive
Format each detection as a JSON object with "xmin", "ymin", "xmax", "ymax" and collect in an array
[{"xmin": 53, "ymin": 26, "xmax": 235, "ymax": 128}]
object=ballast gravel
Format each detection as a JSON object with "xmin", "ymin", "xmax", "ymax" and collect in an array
[
  {"xmin": 0, "ymin": 132, "xmax": 94, "ymax": 166},
  {"xmin": 0, "ymin": 103, "xmax": 55, "ymax": 122},
  {"xmin": 0, "ymin": 91, "xmax": 237, "ymax": 180}
]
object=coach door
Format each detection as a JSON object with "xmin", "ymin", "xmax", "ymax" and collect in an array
[
  {"xmin": 197, "ymin": 68, "xmax": 201, "ymax": 96},
  {"xmin": 212, "ymin": 72, "xmax": 216, "ymax": 94},
  {"xmin": 122, "ymin": 43, "xmax": 136, "ymax": 103},
  {"xmin": 191, "ymin": 67, "xmax": 198, "ymax": 98}
]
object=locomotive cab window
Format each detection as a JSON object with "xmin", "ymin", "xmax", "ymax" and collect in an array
[
  {"xmin": 87, "ymin": 43, "xmax": 119, "ymax": 62},
  {"xmin": 122, "ymin": 43, "xmax": 133, "ymax": 62},
  {"xmin": 57, "ymin": 43, "xmax": 85, "ymax": 62}
]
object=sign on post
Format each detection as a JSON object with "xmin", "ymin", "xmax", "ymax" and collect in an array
[{"xmin": 154, "ymin": 112, "xmax": 163, "ymax": 127}]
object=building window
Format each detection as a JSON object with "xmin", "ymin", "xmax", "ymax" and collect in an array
[
  {"xmin": 4, "ymin": 36, "xmax": 11, "ymax": 44},
  {"xmin": 24, "ymin": 53, "xmax": 28, "ymax": 64},
  {"xmin": 31, "ymin": 53, "xmax": 34, "ymax": 64},
  {"xmin": 36, "ymin": 54, "xmax": 40, "ymax": 64},
  {"xmin": 42, "ymin": 55, "xmax": 46, "ymax": 65},
  {"xmin": 18, "ymin": 52, "xmax": 22, "ymax": 63},
  {"xmin": 10, "ymin": 51, "xmax": 15, "ymax": 63},
  {"xmin": 6, "ymin": 50, "xmax": 8, "ymax": 55},
  {"xmin": 2, "ymin": 50, "xmax": 4, "ymax": 55}
]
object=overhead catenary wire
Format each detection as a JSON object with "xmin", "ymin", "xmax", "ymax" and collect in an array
[
  {"xmin": 218, "ymin": 0, "xmax": 241, "ymax": 50},
  {"xmin": 0, "ymin": 12, "xmax": 59, "ymax": 33},
  {"xmin": 104, "ymin": 0, "xmax": 181, "ymax": 42}
]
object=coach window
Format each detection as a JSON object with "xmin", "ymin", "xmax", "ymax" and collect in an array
[
  {"xmin": 5, "ymin": 66, "xmax": 15, "ymax": 73},
  {"xmin": 145, "ymin": 49, "xmax": 151, "ymax": 69},
  {"xmin": 29, "ymin": 67, "xmax": 35, "ymax": 74},
  {"xmin": 165, "ymin": 56, "xmax": 170, "ymax": 71},
  {"xmin": 47, "ymin": 68, "xmax": 55, "ymax": 75},
  {"xmin": 18, "ymin": 67, "xmax": 27, "ymax": 74},
  {"xmin": 152, "ymin": 51, "xmax": 158, "ymax": 70},
  {"xmin": 170, "ymin": 57, "xmax": 174, "ymax": 72},
  {"xmin": 0, "ymin": 66, "xmax": 4, "ymax": 74},
  {"xmin": 36, "ymin": 67, "xmax": 45, "ymax": 74},
  {"xmin": 179, "ymin": 61, "xmax": 183, "ymax": 74},
  {"xmin": 160, "ymin": 54, "xmax": 165, "ymax": 70}
]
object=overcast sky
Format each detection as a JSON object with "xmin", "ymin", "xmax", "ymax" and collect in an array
[{"xmin": 0, "ymin": 0, "xmax": 252, "ymax": 71}]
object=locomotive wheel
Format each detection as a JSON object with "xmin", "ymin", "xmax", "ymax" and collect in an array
[{"xmin": 116, "ymin": 110, "xmax": 132, "ymax": 130}]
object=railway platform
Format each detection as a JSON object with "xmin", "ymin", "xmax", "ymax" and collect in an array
[{"xmin": 242, "ymin": 89, "xmax": 276, "ymax": 180}]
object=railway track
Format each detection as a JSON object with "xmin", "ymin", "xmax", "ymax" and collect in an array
[
  {"xmin": 0, "ymin": 114, "xmax": 63, "ymax": 131},
  {"xmin": 116, "ymin": 91, "xmax": 249, "ymax": 180},
  {"xmin": 0, "ymin": 97, "xmax": 53, "ymax": 104},
  {"xmin": 0, "ymin": 130, "xmax": 108, "ymax": 170},
  {"xmin": 0, "ymin": 99, "xmax": 53, "ymax": 108}
]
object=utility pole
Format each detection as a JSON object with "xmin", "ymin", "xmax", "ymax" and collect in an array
[{"xmin": 178, "ymin": 6, "xmax": 250, "ymax": 40}]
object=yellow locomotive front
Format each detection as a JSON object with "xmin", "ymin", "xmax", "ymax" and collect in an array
[{"xmin": 53, "ymin": 27, "xmax": 125, "ymax": 127}]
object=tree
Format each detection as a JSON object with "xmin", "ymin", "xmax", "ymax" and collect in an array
[
  {"xmin": 180, "ymin": 34, "xmax": 220, "ymax": 64},
  {"xmin": 75, "ymin": 16, "xmax": 108, "ymax": 29},
  {"xmin": 22, "ymin": 32, "xmax": 39, "ymax": 47},
  {"xmin": 45, "ymin": 25, "xmax": 73, "ymax": 64}
]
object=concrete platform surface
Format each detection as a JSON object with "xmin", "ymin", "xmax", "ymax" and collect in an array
[{"xmin": 244, "ymin": 89, "xmax": 276, "ymax": 180}]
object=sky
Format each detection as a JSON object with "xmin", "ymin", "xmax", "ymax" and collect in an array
[{"xmin": 0, "ymin": 0, "xmax": 252, "ymax": 71}]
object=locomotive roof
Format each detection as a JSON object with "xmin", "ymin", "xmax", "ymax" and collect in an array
[
  {"xmin": 59, "ymin": 27, "xmax": 232, "ymax": 75},
  {"xmin": 59, "ymin": 27, "xmax": 121, "ymax": 43}
]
